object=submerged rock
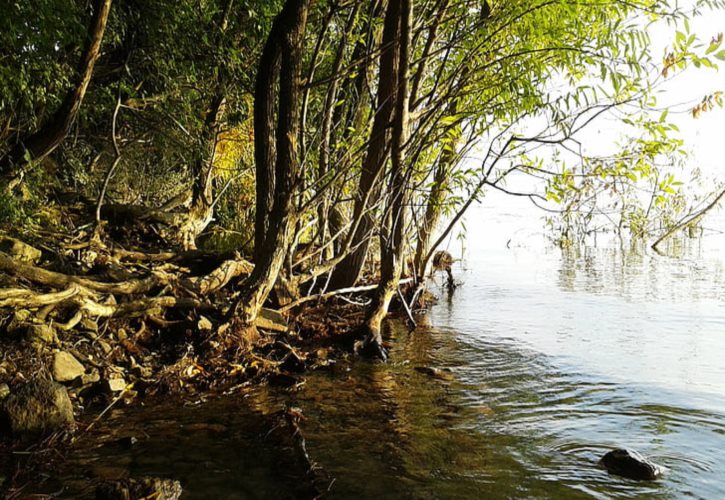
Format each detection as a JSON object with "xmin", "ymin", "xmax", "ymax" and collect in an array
[
  {"xmin": 414, "ymin": 366, "xmax": 453, "ymax": 380},
  {"xmin": 1, "ymin": 380, "xmax": 74, "ymax": 436},
  {"xmin": 95, "ymin": 477, "xmax": 182, "ymax": 500},
  {"xmin": 52, "ymin": 351, "xmax": 86, "ymax": 382},
  {"xmin": 599, "ymin": 448, "xmax": 664, "ymax": 480}
]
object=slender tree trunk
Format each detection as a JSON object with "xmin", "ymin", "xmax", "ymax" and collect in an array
[
  {"xmin": 177, "ymin": 92, "xmax": 226, "ymax": 249},
  {"xmin": 317, "ymin": 3, "xmax": 361, "ymax": 260},
  {"xmin": 359, "ymin": 0, "xmax": 411, "ymax": 359},
  {"xmin": 327, "ymin": 0, "xmax": 401, "ymax": 290},
  {"xmin": 1, "ymin": 0, "xmax": 113, "ymax": 190},
  {"xmin": 413, "ymin": 100, "xmax": 459, "ymax": 278},
  {"xmin": 234, "ymin": 0, "xmax": 309, "ymax": 325},
  {"xmin": 177, "ymin": 0, "xmax": 235, "ymax": 249},
  {"xmin": 253, "ymin": 12, "xmax": 283, "ymax": 264}
]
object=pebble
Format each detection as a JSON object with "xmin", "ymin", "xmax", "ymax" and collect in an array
[{"xmin": 52, "ymin": 351, "xmax": 86, "ymax": 382}]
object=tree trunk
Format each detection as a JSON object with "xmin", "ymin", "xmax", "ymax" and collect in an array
[
  {"xmin": 234, "ymin": 0, "xmax": 309, "ymax": 325},
  {"xmin": 327, "ymin": 0, "xmax": 401, "ymax": 290},
  {"xmin": 253, "ymin": 12, "xmax": 283, "ymax": 264},
  {"xmin": 413, "ymin": 101, "xmax": 459, "ymax": 278},
  {"xmin": 177, "ymin": 0, "xmax": 235, "ymax": 249},
  {"xmin": 359, "ymin": 0, "xmax": 411, "ymax": 359},
  {"xmin": 177, "ymin": 91, "xmax": 226, "ymax": 249},
  {"xmin": 1, "ymin": 0, "xmax": 113, "ymax": 190},
  {"xmin": 317, "ymin": 3, "xmax": 361, "ymax": 260}
]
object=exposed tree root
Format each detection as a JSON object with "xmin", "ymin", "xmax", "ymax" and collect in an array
[
  {"xmin": 182, "ymin": 256, "xmax": 253, "ymax": 295},
  {"xmin": 0, "ymin": 286, "xmax": 81, "ymax": 308},
  {"xmin": 0, "ymin": 251, "xmax": 163, "ymax": 295},
  {"xmin": 354, "ymin": 324, "xmax": 388, "ymax": 361}
]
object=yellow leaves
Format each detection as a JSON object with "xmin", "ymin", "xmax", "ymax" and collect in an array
[
  {"xmin": 212, "ymin": 125, "xmax": 253, "ymax": 178},
  {"xmin": 691, "ymin": 91, "xmax": 724, "ymax": 119}
]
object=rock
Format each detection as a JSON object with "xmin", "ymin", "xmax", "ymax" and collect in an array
[
  {"xmin": 414, "ymin": 366, "xmax": 453, "ymax": 380},
  {"xmin": 24, "ymin": 324, "xmax": 57, "ymax": 345},
  {"xmin": 53, "ymin": 351, "xmax": 86, "ymax": 382},
  {"xmin": 599, "ymin": 448, "xmax": 664, "ymax": 480},
  {"xmin": 104, "ymin": 377, "xmax": 127, "ymax": 393},
  {"xmin": 81, "ymin": 369, "xmax": 101, "ymax": 385},
  {"xmin": 0, "ymin": 380, "xmax": 74, "ymax": 436},
  {"xmin": 0, "ymin": 236, "xmax": 42, "ymax": 263},
  {"xmin": 95, "ymin": 477, "xmax": 182, "ymax": 500},
  {"xmin": 0, "ymin": 383, "xmax": 9, "ymax": 400}
]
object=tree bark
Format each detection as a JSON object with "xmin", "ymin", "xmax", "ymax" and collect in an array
[
  {"xmin": 327, "ymin": 0, "xmax": 401, "ymax": 290},
  {"xmin": 234, "ymin": 0, "xmax": 309, "ymax": 325},
  {"xmin": 413, "ymin": 100, "xmax": 459, "ymax": 278},
  {"xmin": 177, "ymin": 0, "xmax": 235, "ymax": 249},
  {"xmin": 359, "ymin": 0, "xmax": 411, "ymax": 359},
  {"xmin": 317, "ymin": 3, "xmax": 361, "ymax": 259},
  {"xmin": 177, "ymin": 91, "xmax": 226, "ymax": 249},
  {"xmin": 253, "ymin": 10, "xmax": 283, "ymax": 264},
  {"xmin": 1, "ymin": 0, "xmax": 113, "ymax": 189}
]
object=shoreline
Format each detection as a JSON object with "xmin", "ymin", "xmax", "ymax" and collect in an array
[{"xmin": 0, "ymin": 229, "xmax": 437, "ymax": 497}]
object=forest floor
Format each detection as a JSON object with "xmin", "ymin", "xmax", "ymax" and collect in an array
[{"xmin": 0, "ymin": 195, "xmax": 433, "ymax": 497}]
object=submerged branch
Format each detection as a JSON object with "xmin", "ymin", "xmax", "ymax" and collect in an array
[{"xmin": 651, "ymin": 188, "xmax": 725, "ymax": 251}]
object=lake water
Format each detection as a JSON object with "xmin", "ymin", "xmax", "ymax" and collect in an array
[{"xmin": 45, "ymin": 196, "xmax": 725, "ymax": 498}]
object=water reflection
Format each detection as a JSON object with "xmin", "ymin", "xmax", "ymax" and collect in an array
[
  {"xmin": 53, "ymin": 206, "xmax": 725, "ymax": 498},
  {"xmin": 57, "ymin": 312, "xmax": 725, "ymax": 498}
]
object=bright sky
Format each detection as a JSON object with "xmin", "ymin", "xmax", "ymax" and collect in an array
[
  {"xmin": 450, "ymin": 4, "xmax": 725, "ymax": 251},
  {"xmin": 646, "ymin": 6, "xmax": 725, "ymax": 178}
]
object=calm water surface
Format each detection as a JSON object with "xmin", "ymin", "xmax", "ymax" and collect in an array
[{"xmin": 55, "ymin": 201, "xmax": 725, "ymax": 498}]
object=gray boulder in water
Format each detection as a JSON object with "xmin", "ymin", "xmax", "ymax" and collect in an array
[{"xmin": 599, "ymin": 448, "xmax": 664, "ymax": 480}]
